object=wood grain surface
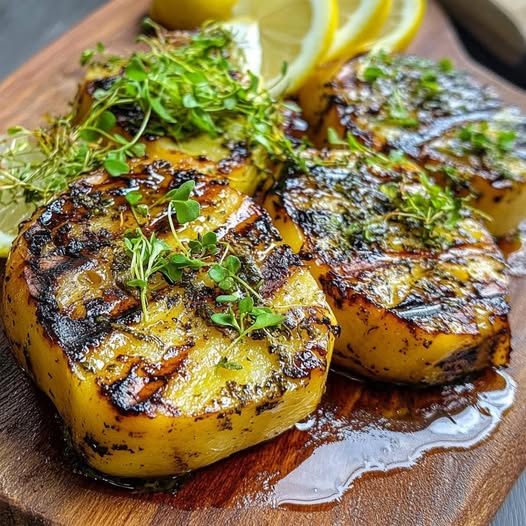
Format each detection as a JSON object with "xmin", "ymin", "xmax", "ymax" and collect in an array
[{"xmin": 0, "ymin": 1, "xmax": 525, "ymax": 525}]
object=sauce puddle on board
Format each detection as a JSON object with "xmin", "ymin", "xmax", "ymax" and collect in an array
[{"xmin": 270, "ymin": 368, "xmax": 515, "ymax": 506}]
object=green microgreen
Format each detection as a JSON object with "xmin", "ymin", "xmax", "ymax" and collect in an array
[
  {"xmin": 379, "ymin": 173, "xmax": 465, "ymax": 247},
  {"xmin": 123, "ymin": 182, "xmax": 284, "ymax": 342},
  {"xmin": 124, "ymin": 229, "xmax": 171, "ymax": 322},
  {"xmin": 458, "ymin": 123, "xmax": 517, "ymax": 156},
  {"xmin": 327, "ymin": 128, "xmax": 409, "ymax": 169},
  {"xmin": 216, "ymin": 357, "xmax": 243, "ymax": 370},
  {"xmin": 211, "ymin": 294, "xmax": 285, "ymax": 352},
  {"xmin": 125, "ymin": 190, "xmax": 149, "ymax": 224},
  {"xmin": 209, "ymin": 254, "xmax": 262, "ymax": 299},
  {"xmin": 345, "ymin": 173, "xmax": 468, "ymax": 250},
  {"xmin": 0, "ymin": 20, "xmax": 300, "ymax": 217}
]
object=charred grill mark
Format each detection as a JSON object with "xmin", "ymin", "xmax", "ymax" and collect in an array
[
  {"xmin": 25, "ymin": 228, "xmax": 52, "ymax": 256},
  {"xmin": 83, "ymin": 433, "xmax": 110, "ymax": 457},
  {"xmin": 330, "ymin": 56, "xmax": 503, "ymax": 144},
  {"xmin": 225, "ymin": 207, "xmax": 282, "ymax": 250},
  {"xmin": 86, "ymin": 76, "xmax": 119, "ymax": 95},
  {"xmin": 437, "ymin": 326, "xmax": 511, "ymax": 382},
  {"xmin": 260, "ymin": 245, "xmax": 301, "ymax": 298},
  {"xmin": 217, "ymin": 141, "xmax": 250, "ymax": 174},
  {"xmin": 255, "ymin": 400, "xmax": 280, "ymax": 415},
  {"xmin": 100, "ymin": 361, "xmax": 182, "ymax": 418},
  {"xmin": 282, "ymin": 345, "xmax": 326, "ymax": 379}
]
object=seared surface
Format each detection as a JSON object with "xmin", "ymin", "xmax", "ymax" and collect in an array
[
  {"xmin": 2, "ymin": 157, "xmax": 337, "ymax": 477},
  {"xmin": 303, "ymin": 54, "xmax": 526, "ymax": 236},
  {"xmin": 265, "ymin": 150, "xmax": 511, "ymax": 384}
]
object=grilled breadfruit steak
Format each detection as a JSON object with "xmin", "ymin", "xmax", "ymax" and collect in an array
[
  {"xmin": 74, "ymin": 28, "xmax": 307, "ymax": 198},
  {"xmin": 301, "ymin": 53, "xmax": 526, "ymax": 236},
  {"xmin": 2, "ymin": 157, "xmax": 337, "ymax": 478},
  {"xmin": 265, "ymin": 150, "xmax": 511, "ymax": 384}
]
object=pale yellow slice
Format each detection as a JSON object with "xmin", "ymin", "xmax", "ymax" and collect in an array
[
  {"xmin": 325, "ymin": 0, "xmax": 393, "ymax": 61},
  {"xmin": 366, "ymin": 0, "xmax": 426, "ymax": 53},
  {"xmin": 232, "ymin": 0, "xmax": 338, "ymax": 94}
]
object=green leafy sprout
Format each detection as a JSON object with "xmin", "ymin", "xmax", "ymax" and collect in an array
[
  {"xmin": 0, "ymin": 20, "xmax": 298, "ymax": 212},
  {"xmin": 124, "ymin": 181, "xmax": 285, "ymax": 350},
  {"xmin": 346, "ymin": 173, "xmax": 467, "ymax": 249}
]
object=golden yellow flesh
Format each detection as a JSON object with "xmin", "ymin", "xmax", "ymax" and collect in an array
[
  {"xmin": 264, "ymin": 151, "xmax": 511, "ymax": 385},
  {"xmin": 420, "ymin": 119, "xmax": 526, "ymax": 238},
  {"xmin": 2, "ymin": 158, "xmax": 336, "ymax": 478}
]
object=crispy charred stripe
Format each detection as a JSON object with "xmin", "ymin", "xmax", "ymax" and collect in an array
[
  {"xmin": 255, "ymin": 400, "xmax": 280, "ymax": 415},
  {"xmin": 25, "ymin": 228, "xmax": 52, "ymax": 256},
  {"xmin": 319, "ymin": 270, "xmax": 491, "ymax": 336},
  {"xmin": 437, "ymin": 328, "xmax": 510, "ymax": 382},
  {"xmin": 24, "ymin": 250, "xmax": 143, "ymax": 362},
  {"xmin": 101, "ymin": 362, "xmax": 181, "ymax": 418},
  {"xmin": 394, "ymin": 110, "xmax": 502, "ymax": 157},
  {"xmin": 282, "ymin": 345, "xmax": 326, "ymax": 379},
  {"xmin": 217, "ymin": 141, "xmax": 250, "ymax": 174},
  {"xmin": 182, "ymin": 278, "xmax": 217, "ymax": 321},
  {"xmin": 143, "ymin": 341, "xmax": 195, "ymax": 376},
  {"xmin": 225, "ymin": 206, "xmax": 282, "ymax": 249},
  {"xmin": 260, "ymin": 245, "xmax": 301, "ymax": 298},
  {"xmin": 86, "ymin": 76, "xmax": 119, "ymax": 95}
]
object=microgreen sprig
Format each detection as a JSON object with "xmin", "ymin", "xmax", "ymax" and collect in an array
[
  {"xmin": 124, "ymin": 181, "xmax": 284, "ymax": 343},
  {"xmin": 0, "ymin": 21, "xmax": 300, "ymax": 215},
  {"xmin": 211, "ymin": 294, "xmax": 285, "ymax": 353},
  {"xmin": 124, "ymin": 229, "xmax": 172, "ymax": 321},
  {"xmin": 349, "ymin": 173, "xmax": 466, "ymax": 249}
]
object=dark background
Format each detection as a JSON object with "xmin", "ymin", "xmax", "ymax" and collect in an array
[{"xmin": 0, "ymin": 1, "xmax": 524, "ymax": 524}]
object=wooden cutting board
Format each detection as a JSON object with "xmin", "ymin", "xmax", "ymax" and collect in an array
[
  {"xmin": 1, "ymin": 1, "xmax": 526, "ymax": 525},
  {"xmin": 440, "ymin": 0, "xmax": 526, "ymax": 65}
]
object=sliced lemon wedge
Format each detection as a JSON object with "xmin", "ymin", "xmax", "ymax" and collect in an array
[
  {"xmin": 231, "ymin": 0, "xmax": 338, "ymax": 95},
  {"xmin": 325, "ymin": 0, "xmax": 393, "ymax": 61},
  {"xmin": 366, "ymin": 0, "xmax": 426, "ymax": 53},
  {"xmin": 151, "ymin": 0, "xmax": 338, "ymax": 95},
  {"xmin": 150, "ymin": 0, "xmax": 237, "ymax": 29}
]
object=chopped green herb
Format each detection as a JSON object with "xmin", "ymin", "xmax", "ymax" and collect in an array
[
  {"xmin": 457, "ymin": 123, "xmax": 517, "ymax": 156},
  {"xmin": 125, "ymin": 229, "xmax": 172, "ymax": 321},
  {"xmin": 216, "ymin": 357, "xmax": 243, "ymax": 370},
  {"xmin": 211, "ymin": 293, "xmax": 285, "ymax": 350},
  {"xmin": 362, "ymin": 65, "xmax": 385, "ymax": 83},
  {"xmin": 0, "ymin": 21, "xmax": 301, "ymax": 217}
]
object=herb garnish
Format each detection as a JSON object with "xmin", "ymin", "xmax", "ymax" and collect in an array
[
  {"xmin": 380, "ymin": 173, "xmax": 464, "ymax": 244},
  {"xmin": 457, "ymin": 123, "xmax": 517, "ymax": 156},
  {"xmin": 346, "ymin": 173, "xmax": 466, "ymax": 249},
  {"xmin": 0, "ymin": 20, "xmax": 298, "ymax": 214},
  {"xmin": 327, "ymin": 127, "xmax": 409, "ymax": 169},
  {"xmin": 124, "ymin": 229, "xmax": 172, "ymax": 321},
  {"xmin": 124, "ymin": 181, "xmax": 285, "ymax": 347},
  {"xmin": 216, "ymin": 357, "xmax": 243, "ymax": 371},
  {"xmin": 211, "ymin": 294, "xmax": 285, "ymax": 352}
]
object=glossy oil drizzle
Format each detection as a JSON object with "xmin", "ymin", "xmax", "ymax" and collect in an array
[
  {"xmin": 236, "ymin": 368, "xmax": 515, "ymax": 507},
  {"xmin": 66, "ymin": 367, "xmax": 515, "ymax": 509}
]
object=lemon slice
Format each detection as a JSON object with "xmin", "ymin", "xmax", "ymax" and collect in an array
[
  {"xmin": 325, "ymin": 0, "xmax": 393, "ymax": 61},
  {"xmin": 150, "ymin": 0, "xmax": 237, "ymax": 29},
  {"xmin": 366, "ymin": 0, "xmax": 426, "ymax": 53},
  {"xmin": 0, "ymin": 198, "xmax": 34, "ymax": 257},
  {"xmin": 0, "ymin": 134, "xmax": 42, "ymax": 257},
  {"xmin": 232, "ymin": 0, "xmax": 338, "ymax": 95}
]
